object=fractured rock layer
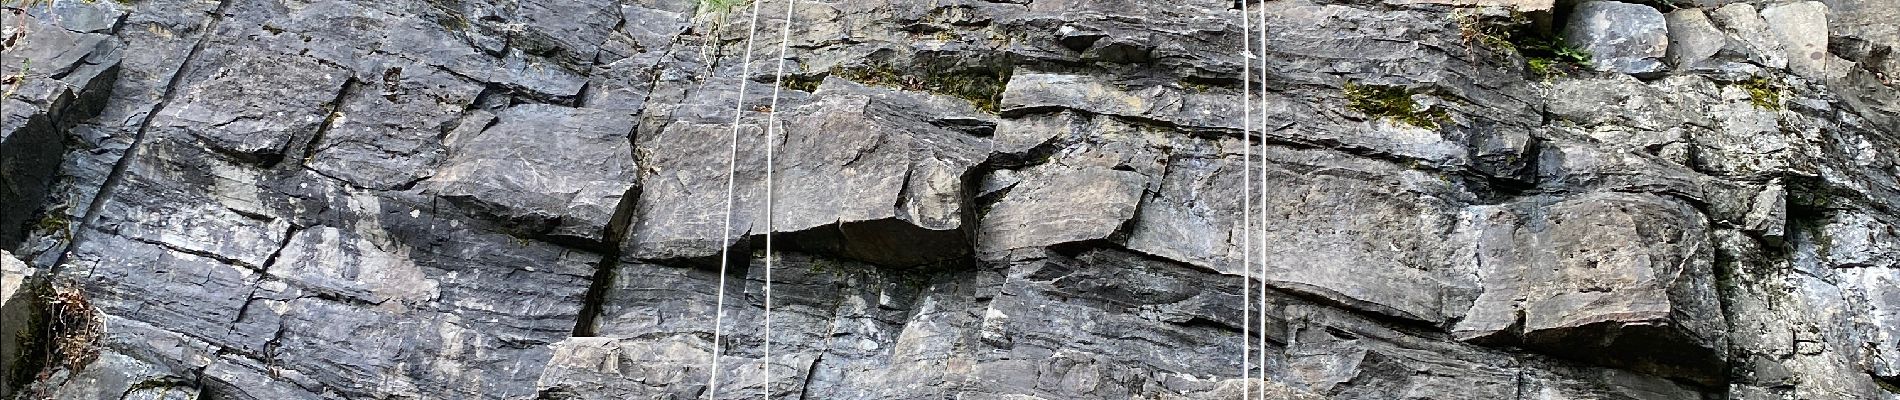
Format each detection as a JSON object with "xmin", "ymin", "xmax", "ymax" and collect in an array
[{"xmin": 0, "ymin": 0, "xmax": 1896, "ymax": 398}]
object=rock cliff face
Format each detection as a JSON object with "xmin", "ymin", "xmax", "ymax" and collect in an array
[{"xmin": 1, "ymin": 0, "xmax": 1896, "ymax": 398}]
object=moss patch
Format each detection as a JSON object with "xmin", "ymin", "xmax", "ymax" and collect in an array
[
  {"xmin": 34, "ymin": 212, "xmax": 70, "ymax": 241},
  {"xmin": 1740, "ymin": 76, "xmax": 1782, "ymax": 110},
  {"xmin": 1344, "ymin": 82, "xmax": 1449, "ymax": 129},
  {"xmin": 1520, "ymin": 37, "xmax": 1592, "ymax": 78},
  {"xmin": 778, "ymin": 74, "xmax": 823, "ymax": 93},
  {"xmin": 835, "ymin": 63, "xmax": 1011, "ymax": 113}
]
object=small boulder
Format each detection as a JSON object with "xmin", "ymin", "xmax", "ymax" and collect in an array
[
  {"xmin": 1455, "ymin": 192, "xmax": 1727, "ymax": 384},
  {"xmin": 1562, "ymin": 1, "xmax": 1670, "ymax": 76},
  {"xmin": 1665, "ymin": 9, "xmax": 1727, "ymax": 70},
  {"xmin": 1708, "ymin": 3, "xmax": 1789, "ymax": 70},
  {"xmin": 1759, "ymin": 1, "xmax": 1831, "ymax": 79}
]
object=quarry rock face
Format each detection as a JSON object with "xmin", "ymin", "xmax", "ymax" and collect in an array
[{"xmin": 1, "ymin": 0, "xmax": 1896, "ymax": 398}]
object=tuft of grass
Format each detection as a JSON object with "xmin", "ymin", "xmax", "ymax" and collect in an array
[
  {"xmin": 1451, "ymin": 9, "xmax": 1593, "ymax": 79},
  {"xmin": 835, "ymin": 62, "xmax": 1011, "ymax": 113},
  {"xmin": 700, "ymin": 0, "xmax": 748, "ymax": 13},
  {"xmin": 1456, "ymin": 10, "xmax": 1529, "ymax": 52},
  {"xmin": 1739, "ymin": 76, "xmax": 1782, "ymax": 110},
  {"xmin": 1343, "ymin": 82, "xmax": 1450, "ymax": 129},
  {"xmin": 45, "ymin": 281, "xmax": 100, "ymax": 374}
]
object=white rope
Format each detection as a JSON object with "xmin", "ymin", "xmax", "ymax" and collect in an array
[
  {"xmin": 760, "ymin": 0, "xmax": 797, "ymax": 396},
  {"xmin": 710, "ymin": 1, "xmax": 767, "ymax": 397},
  {"xmin": 1255, "ymin": 5, "xmax": 1271, "ymax": 386},
  {"xmin": 1238, "ymin": 0, "xmax": 1253, "ymax": 397}
]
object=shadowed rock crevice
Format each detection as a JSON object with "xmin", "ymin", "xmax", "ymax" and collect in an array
[{"xmin": 571, "ymin": 183, "xmax": 642, "ymax": 337}]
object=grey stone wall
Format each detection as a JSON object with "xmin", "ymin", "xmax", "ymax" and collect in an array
[{"xmin": 1, "ymin": 0, "xmax": 1895, "ymax": 398}]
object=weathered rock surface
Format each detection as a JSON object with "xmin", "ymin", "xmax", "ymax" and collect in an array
[
  {"xmin": 1, "ymin": 13, "xmax": 119, "ymax": 248},
  {"xmin": 1759, "ymin": 1, "xmax": 1832, "ymax": 79},
  {"xmin": 1457, "ymin": 192, "xmax": 1726, "ymax": 384},
  {"xmin": 1, "ymin": 0, "xmax": 1895, "ymax": 398},
  {"xmin": 428, "ymin": 104, "xmax": 639, "ymax": 245},
  {"xmin": 1563, "ymin": 1, "xmax": 1670, "ymax": 76}
]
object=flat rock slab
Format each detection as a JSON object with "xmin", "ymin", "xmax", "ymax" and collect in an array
[
  {"xmin": 1759, "ymin": 1, "xmax": 1831, "ymax": 79},
  {"xmin": 977, "ymin": 164, "xmax": 1146, "ymax": 254},
  {"xmin": 146, "ymin": 43, "xmax": 349, "ymax": 165},
  {"xmin": 1455, "ymin": 192, "xmax": 1726, "ymax": 384},
  {"xmin": 1563, "ymin": 1, "xmax": 1670, "ymax": 76},
  {"xmin": 1126, "ymin": 143, "xmax": 1476, "ymax": 326},
  {"xmin": 625, "ymin": 79, "xmax": 990, "ymax": 266},
  {"xmin": 307, "ymin": 61, "xmax": 484, "ymax": 190},
  {"xmin": 1665, "ymin": 9, "xmax": 1728, "ymax": 70},
  {"xmin": 429, "ymin": 104, "xmax": 638, "ymax": 245},
  {"xmin": 1709, "ymin": 3, "xmax": 1790, "ymax": 70}
]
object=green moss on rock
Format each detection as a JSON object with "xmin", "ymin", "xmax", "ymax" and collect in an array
[
  {"xmin": 1344, "ymin": 82, "xmax": 1450, "ymax": 129},
  {"xmin": 1740, "ymin": 76, "xmax": 1783, "ymax": 110},
  {"xmin": 835, "ymin": 63, "xmax": 1011, "ymax": 113}
]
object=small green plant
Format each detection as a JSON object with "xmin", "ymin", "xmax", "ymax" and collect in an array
[
  {"xmin": 1343, "ymin": 82, "xmax": 1450, "ymax": 129},
  {"xmin": 1530, "ymin": 42, "xmax": 1586, "ymax": 78},
  {"xmin": 1739, "ymin": 76, "xmax": 1782, "ymax": 110},
  {"xmin": 1178, "ymin": 79, "xmax": 1216, "ymax": 93},
  {"xmin": 1450, "ymin": 10, "xmax": 1594, "ymax": 79},
  {"xmin": 2, "ymin": 57, "xmax": 29, "ymax": 101},
  {"xmin": 1526, "ymin": 57, "xmax": 1555, "ymax": 76},
  {"xmin": 1520, "ymin": 37, "xmax": 1591, "ymax": 78}
]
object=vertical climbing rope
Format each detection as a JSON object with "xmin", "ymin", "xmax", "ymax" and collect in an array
[
  {"xmin": 710, "ymin": 0, "xmax": 768, "ymax": 397},
  {"xmin": 1255, "ymin": 5, "xmax": 1272, "ymax": 387},
  {"xmin": 760, "ymin": 0, "xmax": 798, "ymax": 397},
  {"xmin": 1238, "ymin": 0, "xmax": 1254, "ymax": 397}
]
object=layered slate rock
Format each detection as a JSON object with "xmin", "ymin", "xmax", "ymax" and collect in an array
[
  {"xmin": 955, "ymin": 248, "xmax": 1250, "ymax": 398},
  {"xmin": 1127, "ymin": 142, "xmax": 1480, "ymax": 326},
  {"xmin": 625, "ymin": 78, "xmax": 991, "ymax": 266},
  {"xmin": 977, "ymin": 163, "xmax": 1146, "ymax": 254},
  {"xmin": 0, "ymin": 14, "xmax": 120, "ymax": 247},
  {"xmin": 5, "ymin": 0, "xmax": 1899, "ymax": 397},
  {"xmin": 1563, "ymin": 1, "xmax": 1670, "ymax": 76},
  {"xmin": 1456, "ymin": 192, "xmax": 1726, "ymax": 384},
  {"xmin": 305, "ymin": 61, "xmax": 484, "ymax": 190},
  {"xmin": 540, "ymin": 253, "xmax": 935, "ymax": 398},
  {"xmin": 1282, "ymin": 302, "xmax": 1706, "ymax": 399},
  {"xmin": 143, "ymin": 43, "xmax": 349, "ymax": 165},
  {"xmin": 428, "ymin": 104, "xmax": 639, "ymax": 245}
]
